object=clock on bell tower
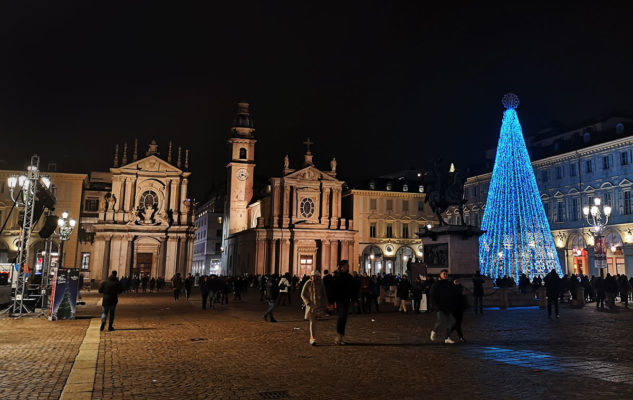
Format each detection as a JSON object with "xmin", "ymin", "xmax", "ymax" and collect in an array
[{"xmin": 225, "ymin": 102, "xmax": 256, "ymax": 236}]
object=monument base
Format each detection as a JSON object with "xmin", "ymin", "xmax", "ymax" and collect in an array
[{"xmin": 417, "ymin": 225, "xmax": 484, "ymax": 277}]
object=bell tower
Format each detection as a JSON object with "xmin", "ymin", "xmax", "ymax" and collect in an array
[{"xmin": 225, "ymin": 102, "xmax": 256, "ymax": 236}]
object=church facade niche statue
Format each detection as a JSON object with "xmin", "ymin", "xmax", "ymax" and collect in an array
[
  {"xmin": 330, "ymin": 157, "xmax": 337, "ymax": 172},
  {"xmin": 106, "ymin": 193, "xmax": 116, "ymax": 211},
  {"xmin": 423, "ymin": 158, "xmax": 467, "ymax": 226},
  {"xmin": 283, "ymin": 154, "xmax": 289, "ymax": 170}
]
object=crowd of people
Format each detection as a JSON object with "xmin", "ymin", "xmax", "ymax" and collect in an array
[{"xmin": 98, "ymin": 265, "xmax": 633, "ymax": 345}]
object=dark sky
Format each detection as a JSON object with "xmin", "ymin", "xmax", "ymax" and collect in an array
[{"xmin": 1, "ymin": 2, "xmax": 633, "ymax": 199}]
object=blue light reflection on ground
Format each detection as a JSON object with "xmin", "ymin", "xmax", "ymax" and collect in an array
[{"xmin": 464, "ymin": 346, "xmax": 633, "ymax": 384}]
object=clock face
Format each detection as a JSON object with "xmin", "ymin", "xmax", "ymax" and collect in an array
[{"xmin": 236, "ymin": 168, "xmax": 249, "ymax": 181}]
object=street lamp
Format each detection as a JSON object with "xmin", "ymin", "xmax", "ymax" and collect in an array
[
  {"xmin": 583, "ymin": 197, "xmax": 611, "ymax": 277},
  {"xmin": 56, "ymin": 211, "xmax": 76, "ymax": 268}
]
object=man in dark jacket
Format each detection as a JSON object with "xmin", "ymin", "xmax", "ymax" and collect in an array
[
  {"xmin": 328, "ymin": 260, "xmax": 358, "ymax": 345},
  {"xmin": 263, "ymin": 276, "xmax": 280, "ymax": 322},
  {"xmin": 472, "ymin": 270, "xmax": 485, "ymax": 314},
  {"xmin": 200, "ymin": 276, "xmax": 210, "ymax": 310},
  {"xmin": 99, "ymin": 270, "xmax": 123, "ymax": 331},
  {"xmin": 544, "ymin": 269, "xmax": 561, "ymax": 318},
  {"xmin": 429, "ymin": 269, "xmax": 456, "ymax": 344}
]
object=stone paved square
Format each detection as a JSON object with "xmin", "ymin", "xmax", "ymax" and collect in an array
[{"xmin": 3, "ymin": 289, "xmax": 633, "ymax": 400}]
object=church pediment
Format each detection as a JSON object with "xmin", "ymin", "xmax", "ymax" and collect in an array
[
  {"xmin": 283, "ymin": 166, "xmax": 340, "ymax": 183},
  {"xmin": 114, "ymin": 155, "xmax": 182, "ymax": 174}
]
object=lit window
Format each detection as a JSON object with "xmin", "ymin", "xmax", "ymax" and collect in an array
[{"xmin": 81, "ymin": 253, "xmax": 90, "ymax": 270}]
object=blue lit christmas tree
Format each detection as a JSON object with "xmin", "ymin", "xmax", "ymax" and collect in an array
[{"xmin": 479, "ymin": 93, "xmax": 562, "ymax": 281}]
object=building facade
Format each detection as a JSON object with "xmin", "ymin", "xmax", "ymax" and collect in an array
[
  {"xmin": 78, "ymin": 140, "xmax": 195, "ymax": 283},
  {"xmin": 222, "ymin": 103, "xmax": 356, "ymax": 276},
  {"xmin": 0, "ymin": 167, "xmax": 87, "ymax": 272},
  {"xmin": 450, "ymin": 119, "xmax": 633, "ymax": 277},
  {"xmin": 343, "ymin": 174, "xmax": 436, "ymax": 275},
  {"xmin": 192, "ymin": 193, "xmax": 224, "ymax": 276}
]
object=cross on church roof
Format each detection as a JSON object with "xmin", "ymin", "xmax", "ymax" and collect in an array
[{"xmin": 303, "ymin": 138, "xmax": 314, "ymax": 155}]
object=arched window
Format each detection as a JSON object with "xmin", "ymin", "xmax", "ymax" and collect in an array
[{"xmin": 239, "ymin": 148, "xmax": 247, "ymax": 159}]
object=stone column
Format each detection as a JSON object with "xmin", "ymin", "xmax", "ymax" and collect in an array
[
  {"xmin": 179, "ymin": 178, "xmax": 188, "ymax": 224},
  {"xmin": 165, "ymin": 236, "xmax": 179, "ymax": 279},
  {"xmin": 556, "ymin": 248, "xmax": 567, "ymax": 274},
  {"xmin": 282, "ymin": 186, "xmax": 290, "ymax": 227},
  {"xmin": 623, "ymin": 244, "xmax": 633, "ymax": 276},
  {"xmin": 329, "ymin": 240, "xmax": 339, "ymax": 270},
  {"xmin": 170, "ymin": 179, "xmax": 179, "ymax": 217},
  {"xmin": 586, "ymin": 247, "xmax": 597, "ymax": 277},
  {"xmin": 177, "ymin": 237, "xmax": 187, "ymax": 276},
  {"xmin": 92, "ymin": 236, "xmax": 106, "ymax": 282},
  {"xmin": 320, "ymin": 239, "xmax": 330, "ymax": 272},
  {"xmin": 256, "ymin": 239, "xmax": 266, "ymax": 275},
  {"xmin": 321, "ymin": 186, "xmax": 330, "ymax": 222},
  {"xmin": 186, "ymin": 235, "xmax": 194, "ymax": 275},
  {"xmin": 269, "ymin": 239, "xmax": 277, "ymax": 275},
  {"xmin": 280, "ymin": 239, "xmax": 290, "ymax": 275}
]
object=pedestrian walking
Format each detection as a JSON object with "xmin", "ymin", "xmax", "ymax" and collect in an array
[
  {"xmin": 327, "ymin": 260, "xmax": 358, "ymax": 345},
  {"xmin": 397, "ymin": 275, "xmax": 411, "ymax": 312},
  {"xmin": 149, "ymin": 277, "xmax": 156, "ymax": 293},
  {"xmin": 98, "ymin": 270, "xmax": 123, "ymax": 331},
  {"xmin": 429, "ymin": 269, "xmax": 457, "ymax": 344},
  {"xmin": 278, "ymin": 274, "xmax": 290, "ymax": 306},
  {"xmin": 263, "ymin": 276, "xmax": 280, "ymax": 322},
  {"xmin": 451, "ymin": 278, "xmax": 467, "ymax": 342},
  {"xmin": 200, "ymin": 276, "xmax": 210, "ymax": 310},
  {"xmin": 544, "ymin": 269, "xmax": 561, "ymax": 318},
  {"xmin": 171, "ymin": 273, "xmax": 183, "ymax": 301},
  {"xmin": 301, "ymin": 270, "xmax": 329, "ymax": 345},
  {"xmin": 184, "ymin": 273, "xmax": 194, "ymax": 300},
  {"xmin": 472, "ymin": 270, "xmax": 485, "ymax": 314},
  {"xmin": 411, "ymin": 277, "xmax": 423, "ymax": 314}
]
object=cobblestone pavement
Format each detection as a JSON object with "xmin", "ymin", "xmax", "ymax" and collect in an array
[{"xmin": 3, "ymin": 289, "xmax": 633, "ymax": 400}]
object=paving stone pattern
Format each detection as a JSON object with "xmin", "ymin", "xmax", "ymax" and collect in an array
[{"xmin": 3, "ymin": 289, "xmax": 633, "ymax": 399}]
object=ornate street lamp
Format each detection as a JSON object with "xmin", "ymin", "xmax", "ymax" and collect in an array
[
  {"xmin": 56, "ymin": 211, "xmax": 76, "ymax": 268},
  {"xmin": 583, "ymin": 197, "xmax": 611, "ymax": 276}
]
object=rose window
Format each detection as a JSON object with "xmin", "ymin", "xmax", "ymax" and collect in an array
[{"xmin": 300, "ymin": 198, "xmax": 315, "ymax": 219}]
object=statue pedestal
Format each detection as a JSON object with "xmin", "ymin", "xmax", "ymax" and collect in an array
[{"xmin": 417, "ymin": 225, "xmax": 484, "ymax": 276}]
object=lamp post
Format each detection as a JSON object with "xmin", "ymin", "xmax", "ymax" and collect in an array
[
  {"xmin": 583, "ymin": 197, "xmax": 611, "ymax": 277},
  {"xmin": 5, "ymin": 155, "xmax": 52, "ymax": 315},
  {"xmin": 56, "ymin": 211, "xmax": 76, "ymax": 268}
]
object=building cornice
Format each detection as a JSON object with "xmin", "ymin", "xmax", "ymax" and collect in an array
[{"xmin": 344, "ymin": 189, "xmax": 426, "ymax": 199}]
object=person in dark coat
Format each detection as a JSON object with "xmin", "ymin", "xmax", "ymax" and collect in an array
[
  {"xmin": 328, "ymin": 260, "xmax": 358, "ymax": 345},
  {"xmin": 450, "ymin": 278, "xmax": 467, "ymax": 342},
  {"xmin": 595, "ymin": 276, "xmax": 606, "ymax": 309},
  {"xmin": 397, "ymin": 275, "xmax": 412, "ymax": 312},
  {"xmin": 472, "ymin": 270, "xmax": 485, "ymax": 314},
  {"xmin": 171, "ymin": 273, "xmax": 183, "ymax": 301},
  {"xmin": 604, "ymin": 273, "xmax": 618, "ymax": 309},
  {"xmin": 200, "ymin": 276, "xmax": 210, "ymax": 310},
  {"xmin": 184, "ymin": 273, "xmax": 194, "ymax": 300},
  {"xmin": 98, "ymin": 270, "xmax": 123, "ymax": 331},
  {"xmin": 149, "ymin": 277, "xmax": 156, "ymax": 293},
  {"xmin": 429, "ymin": 269, "xmax": 457, "ymax": 344},
  {"xmin": 619, "ymin": 275, "xmax": 630, "ymax": 308},
  {"xmin": 411, "ymin": 278, "xmax": 423, "ymax": 314},
  {"xmin": 544, "ymin": 269, "xmax": 561, "ymax": 318},
  {"xmin": 263, "ymin": 276, "xmax": 280, "ymax": 322}
]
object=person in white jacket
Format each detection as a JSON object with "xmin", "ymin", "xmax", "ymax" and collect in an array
[{"xmin": 301, "ymin": 270, "xmax": 329, "ymax": 345}]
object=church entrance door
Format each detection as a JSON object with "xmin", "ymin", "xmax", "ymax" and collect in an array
[
  {"xmin": 135, "ymin": 253, "xmax": 153, "ymax": 278},
  {"xmin": 299, "ymin": 255, "xmax": 313, "ymax": 278}
]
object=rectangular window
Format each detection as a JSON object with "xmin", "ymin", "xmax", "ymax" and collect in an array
[
  {"xmin": 570, "ymin": 163, "xmax": 577, "ymax": 177},
  {"xmin": 369, "ymin": 199, "xmax": 377, "ymax": 210},
  {"xmin": 586, "ymin": 160, "xmax": 593, "ymax": 173},
  {"xmin": 604, "ymin": 192, "xmax": 612, "ymax": 206},
  {"xmin": 418, "ymin": 201, "xmax": 424, "ymax": 211},
  {"xmin": 603, "ymin": 156, "xmax": 610, "ymax": 169},
  {"xmin": 369, "ymin": 223, "xmax": 376, "ymax": 238},
  {"xmin": 386, "ymin": 224, "xmax": 393, "ymax": 238},
  {"xmin": 402, "ymin": 224, "xmax": 409, "ymax": 238},
  {"xmin": 625, "ymin": 191, "xmax": 632, "ymax": 215},
  {"xmin": 556, "ymin": 166, "xmax": 563, "ymax": 179},
  {"xmin": 557, "ymin": 202, "xmax": 564, "ymax": 222},
  {"xmin": 570, "ymin": 198, "xmax": 578, "ymax": 221},
  {"xmin": 84, "ymin": 199, "xmax": 99, "ymax": 212},
  {"xmin": 81, "ymin": 253, "xmax": 90, "ymax": 270},
  {"xmin": 622, "ymin": 152, "xmax": 629, "ymax": 166},
  {"xmin": 386, "ymin": 200, "xmax": 393, "ymax": 211},
  {"xmin": 402, "ymin": 200, "xmax": 409, "ymax": 212},
  {"xmin": 541, "ymin": 170, "xmax": 548, "ymax": 182},
  {"xmin": 215, "ymin": 242, "xmax": 222, "ymax": 252},
  {"xmin": 543, "ymin": 202, "xmax": 550, "ymax": 220}
]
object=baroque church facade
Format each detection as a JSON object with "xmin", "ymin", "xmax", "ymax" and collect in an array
[
  {"xmin": 222, "ymin": 103, "xmax": 356, "ymax": 276},
  {"xmin": 79, "ymin": 140, "xmax": 195, "ymax": 282}
]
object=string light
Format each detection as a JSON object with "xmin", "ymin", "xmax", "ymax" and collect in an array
[{"xmin": 479, "ymin": 93, "xmax": 563, "ymax": 282}]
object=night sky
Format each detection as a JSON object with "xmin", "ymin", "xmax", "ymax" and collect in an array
[{"xmin": 1, "ymin": 2, "xmax": 633, "ymax": 199}]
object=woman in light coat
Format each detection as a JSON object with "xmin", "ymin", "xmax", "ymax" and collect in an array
[{"xmin": 301, "ymin": 270, "xmax": 329, "ymax": 345}]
